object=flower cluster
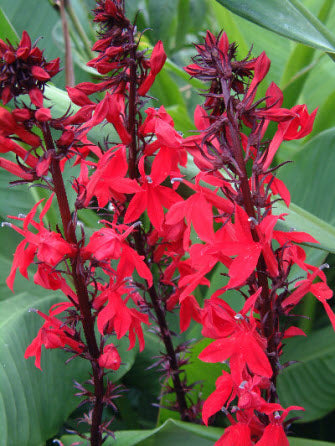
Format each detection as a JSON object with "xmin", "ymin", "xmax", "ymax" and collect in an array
[
  {"xmin": 0, "ymin": 31, "xmax": 60, "ymax": 106},
  {"xmin": 1, "ymin": 3, "xmax": 334, "ymax": 446},
  {"xmin": 170, "ymin": 30, "xmax": 334, "ymax": 444}
]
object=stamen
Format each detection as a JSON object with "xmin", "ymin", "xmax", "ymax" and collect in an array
[{"xmin": 171, "ymin": 177, "xmax": 183, "ymax": 184}]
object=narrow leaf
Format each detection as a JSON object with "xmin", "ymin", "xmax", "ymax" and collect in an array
[
  {"xmin": 0, "ymin": 7, "xmax": 19, "ymax": 43},
  {"xmin": 215, "ymin": 0, "xmax": 335, "ymax": 53}
]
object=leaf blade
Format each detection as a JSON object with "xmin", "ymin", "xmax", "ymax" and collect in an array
[{"xmin": 215, "ymin": 0, "xmax": 335, "ymax": 53}]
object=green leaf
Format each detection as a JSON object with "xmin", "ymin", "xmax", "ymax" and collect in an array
[
  {"xmin": 281, "ymin": 44, "xmax": 319, "ymax": 108},
  {"xmin": 0, "ymin": 7, "xmax": 18, "ymax": 43},
  {"xmin": 158, "ymin": 338, "xmax": 226, "ymax": 425},
  {"xmin": 145, "ymin": 0, "xmax": 178, "ymax": 50},
  {"xmin": 278, "ymin": 325, "xmax": 335, "ymax": 422},
  {"xmin": 0, "ymin": 169, "xmax": 36, "ymax": 220},
  {"xmin": 278, "ymin": 127, "xmax": 335, "ymax": 226},
  {"xmin": 175, "ymin": 0, "xmax": 190, "ymax": 49},
  {"xmin": 310, "ymin": 89, "xmax": 335, "ymax": 136},
  {"xmin": 61, "ymin": 418, "xmax": 224, "ymax": 446},
  {"xmin": 0, "ymin": 235, "xmax": 135, "ymax": 445},
  {"xmin": 215, "ymin": 0, "xmax": 335, "ymax": 53},
  {"xmin": 281, "ymin": 0, "xmax": 332, "ymax": 107},
  {"xmin": 0, "ymin": 292, "xmax": 90, "ymax": 446},
  {"xmin": 60, "ymin": 418, "xmax": 335, "ymax": 445},
  {"xmin": 274, "ymin": 201, "xmax": 335, "ymax": 254}
]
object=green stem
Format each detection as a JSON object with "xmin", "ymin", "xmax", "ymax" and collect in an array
[{"xmin": 65, "ymin": 0, "xmax": 93, "ymax": 60}]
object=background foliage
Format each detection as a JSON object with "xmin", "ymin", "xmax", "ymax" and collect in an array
[{"xmin": 1, "ymin": 0, "xmax": 335, "ymax": 444}]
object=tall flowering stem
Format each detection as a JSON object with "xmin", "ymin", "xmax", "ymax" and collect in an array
[
  {"xmin": 1, "ymin": 1, "xmax": 196, "ymax": 443},
  {"xmin": 171, "ymin": 30, "xmax": 335, "ymax": 444},
  {"xmin": 1, "ymin": 3, "xmax": 335, "ymax": 446}
]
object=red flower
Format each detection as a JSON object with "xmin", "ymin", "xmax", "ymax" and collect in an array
[
  {"xmin": 124, "ymin": 156, "xmax": 182, "ymax": 230},
  {"xmin": 83, "ymin": 145, "xmax": 140, "ymax": 207},
  {"xmin": 138, "ymin": 41, "xmax": 167, "ymax": 96},
  {"xmin": 215, "ymin": 423, "xmax": 252, "ymax": 446},
  {"xmin": 24, "ymin": 303, "xmax": 84, "ymax": 370},
  {"xmin": 202, "ymin": 371, "xmax": 235, "ymax": 425},
  {"xmin": 0, "ymin": 30, "xmax": 60, "ymax": 105},
  {"xmin": 83, "ymin": 221, "xmax": 152, "ymax": 287},
  {"xmin": 6, "ymin": 196, "xmax": 75, "ymax": 291},
  {"xmin": 199, "ymin": 319, "xmax": 272, "ymax": 380},
  {"xmin": 98, "ymin": 343, "xmax": 121, "ymax": 370},
  {"xmin": 96, "ymin": 285, "xmax": 150, "ymax": 351}
]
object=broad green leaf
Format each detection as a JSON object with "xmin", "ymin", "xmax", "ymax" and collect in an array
[
  {"xmin": 60, "ymin": 418, "xmax": 335, "ymax": 445},
  {"xmin": 0, "ymin": 288, "xmax": 135, "ymax": 445},
  {"xmin": 150, "ymin": 69, "xmax": 186, "ymax": 108},
  {"xmin": 281, "ymin": 45, "xmax": 319, "ymax": 107},
  {"xmin": 274, "ymin": 201, "xmax": 335, "ymax": 254},
  {"xmin": 278, "ymin": 325, "xmax": 335, "ymax": 422},
  {"xmin": 61, "ymin": 418, "xmax": 224, "ymax": 446},
  {"xmin": 309, "ymin": 89, "xmax": 335, "ymax": 137},
  {"xmin": 215, "ymin": 0, "xmax": 335, "ymax": 53},
  {"xmin": 0, "ymin": 292, "xmax": 90, "ymax": 446},
  {"xmin": 158, "ymin": 338, "xmax": 226, "ymax": 425},
  {"xmin": 281, "ymin": 0, "xmax": 332, "ymax": 107},
  {"xmin": 175, "ymin": 0, "xmax": 190, "ymax": 49},
  {"xmin": 278, "ymin": 127, "xmax": 335, "ymax": 227},
  {"xmin": 0, "ymin": 169, "xmax": 36, "ymax": 220},
  {"xmin": 0, "ymin": 7, "xmax": 18, "ymax": 43},
  {"xmin": 145, "ymin": 0, "xmax": 178, "ymax": 50}
]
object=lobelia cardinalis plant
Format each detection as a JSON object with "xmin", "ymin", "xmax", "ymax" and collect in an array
[{"xmin": 1, "ymin": 1, "xmax": 335, "ymax": 445}]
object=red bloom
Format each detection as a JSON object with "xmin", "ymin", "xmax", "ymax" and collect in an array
[
  {"xmin": 98, "ymin": 343, "xmax": 121, "ymax": 370},
  {"xmin": 24, "ymin": 303, "xmax": 84, "ymax": 370},
  {"xmin": 202, "ymin": 371, "xmax": 235, "ymax": 425},
  {"xmin": 124, "ymin": 156, "xmax": 182, "ymax": 230},
  {"xmin": 83, "ymin": 145, "xmax": 140, "ymax": 207},
  {"xmin": 215, "ymin": 423, "xmax": 252, "ymax": 446},
  {"xmin": 96, "ymin": 285, "xmax": 150, "ymax": 351},
  {"xmin": 6, "ymin": 196, "xmax": 75, "ymax": 291},
  {"xmin": 0, "ymin": 30, "xmax": 60, "ymax": 105},
  {"xmin": 83, "ymin": 221, "xmax": 153, "ymax": 287},
  {"xmin": 199, "ymin": 318, "xmax": 273, "ymax": 380},
  {"xmin": 138, "ymin": 41, "xmax": 167, "ymax": 96}
]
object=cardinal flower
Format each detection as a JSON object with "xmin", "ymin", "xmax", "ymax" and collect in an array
[{"xmin": 124, "ymin": 156, "xmax": 182, "ymax": 230}]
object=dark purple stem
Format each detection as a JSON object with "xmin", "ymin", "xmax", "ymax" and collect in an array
[
  {"xmin": 228, "ymin": 118, "xmax": 278, "ymax": 402},
  {"xmin": 44, "ymin": 125, "xmax": 104, "ymax": 446},
  {"xmin": 126, "ymin": 31, "xmax": 190, "ymax": 421}
]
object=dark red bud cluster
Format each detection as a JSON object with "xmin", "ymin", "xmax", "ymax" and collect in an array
[{"xmin": 0, "ymin": 31, "xmax": 60, "ymax": 106}]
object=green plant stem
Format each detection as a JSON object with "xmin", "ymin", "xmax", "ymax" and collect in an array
[{"xmin": 65, "ymin": 0, "xmax": 93, "ymax": 60}]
